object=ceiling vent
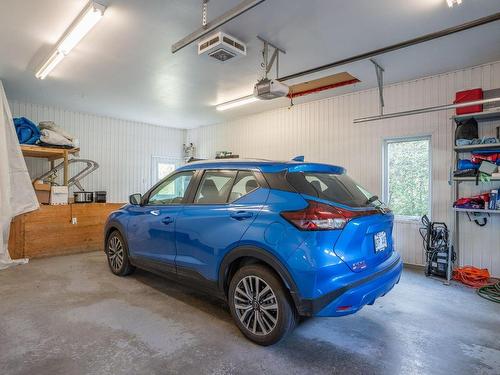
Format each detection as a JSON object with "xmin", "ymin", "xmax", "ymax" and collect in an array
[{"xmin": 198, "ymin": 31, "xmax": 246, "ymax": 62}]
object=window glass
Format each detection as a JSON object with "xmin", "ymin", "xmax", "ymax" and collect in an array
[
  {"xmin": 151, "ymin": 156, "xmax": 182, "ymax": 185},
  {"xmin": 148, "ymin": 171, "xmax": 194, "ymax": 205},
  {"xmin": 385, "ymin": 138, "xmax": 430, "ymax": 218},
  {"xmin": 287, "ymin": 172, "xmax": 379, "ymax": 208},
  {"xmin": 228, "ymin": 171, "xmax": 259, "ymax": 203},
  {"xmin": 195, "ymin": 171, "xmax": 236, "ymax": 204},
  {"xmin": 158, "ymin": 163, "xmax": 176, "ymax": 180}
]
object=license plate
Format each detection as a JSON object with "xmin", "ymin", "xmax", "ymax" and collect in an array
[{"xmin": 374, "ymin": 231, "xmax": 387, "ymax": 252}]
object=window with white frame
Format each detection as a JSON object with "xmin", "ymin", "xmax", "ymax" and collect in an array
[
  {"xmin": 151, "ymin": 156, "xmax": 179, "ymax": 185},
  {"xmin": 383, "ymin": 137, "xmax": 431, "ymax": 219}
]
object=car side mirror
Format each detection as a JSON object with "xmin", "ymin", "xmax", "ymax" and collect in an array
[{"xmin": 129, "ymin": 193, "xmax": 142, "ymax": 205}]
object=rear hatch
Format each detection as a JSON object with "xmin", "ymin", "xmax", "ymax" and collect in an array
[
  {"xmin": 333, "ymin": 212, "xmax": 394, "ymax": 272},
  {"xmin": 286, "ymin": 171, "xmax": 393, "ymax": 272}
]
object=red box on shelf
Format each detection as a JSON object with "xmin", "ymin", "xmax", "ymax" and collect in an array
[{"xmin": 454, "ymin": 88, "xmax": 483, "ymax": 115}]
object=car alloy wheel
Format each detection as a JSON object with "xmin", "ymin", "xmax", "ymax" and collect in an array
[
  {"xmin": 107, "ymin": 235, "xmax": 124, "ymax": 272},
  {"xmin": 233, "ymin": 275, "xmax": 279, "ymax": 336}
]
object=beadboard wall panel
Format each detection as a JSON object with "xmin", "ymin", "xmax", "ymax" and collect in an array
[
  {"xmin": 187, "ymin": 61, "xmax": 500, "ymax": 275},
  {"xmin": 10, "ymin": 101, "xmax": 185, "ymax": 203}
]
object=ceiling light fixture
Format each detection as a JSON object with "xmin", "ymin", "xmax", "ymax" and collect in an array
[
  {"xmin": 215, "ymin": 95, "xmax": 259, "ymax": 111},
  {"xmin": 446, "ymin": 0, "xmax": 462, "ymax": 8},
  {"xmin": 35, "ymin": 1, "xmax": 106, "ymax": 79}
]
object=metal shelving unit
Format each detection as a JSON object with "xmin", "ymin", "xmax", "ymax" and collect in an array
[
  {"xmin": 453, "ymin": 176, "xmax": 500, "ymax": 182},
  {"xmin": 454, "ymin": 143, "xmax": 500, "ymax": 152},
  {"xmin": 453, "ymin": 207, "xmax": 500, "ymax": 214},
  {"xmin": 450, "ymin": 109, "xmax": 500, "ymax": 284},
  {"xmin": 452, "ymin": 109, "xmax": 500, "ymax": 122}
]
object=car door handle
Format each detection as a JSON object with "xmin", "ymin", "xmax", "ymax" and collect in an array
[
  {"xmin": 162, "ymin": 216, "xmax": 174, "ymax": 225},
  {"xmin": 230, "ymin": 211, "xmax": 253, "ymax": 220}
]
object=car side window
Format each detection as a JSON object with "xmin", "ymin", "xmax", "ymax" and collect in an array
[
  {"xmin": 194, "ymin": 170, "xmax": 237, "ymax": 204},
  {"xmin": 228, "ymin": 171, "xmax": 260, "ymax": 203},
  {"xmin": 147, "ymin": 171, "xmax": 194, "ymax": 205}
]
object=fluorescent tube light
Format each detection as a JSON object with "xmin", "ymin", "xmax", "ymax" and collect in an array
[
  {"xmin": 216, "ymin": 95, "xmax": 259, "ymax": 111},
  {"xmin": 35, "ymin": 50, "xmax": 65, "ymax": 80},
  {"xmin": 35, "ymin": 1, "xmax": 106, "ymax": 80},
  {"xmin": 446, "ymin": 0, "xmax": 462, "ymax": 8}
]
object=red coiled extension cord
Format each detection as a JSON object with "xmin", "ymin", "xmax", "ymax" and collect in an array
[{"xmin": 452, "ymin": 266, "xmax": 496, "ymax": 288}]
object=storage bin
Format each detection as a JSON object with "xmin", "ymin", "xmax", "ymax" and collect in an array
[
  {"xmin": 455, "ymin": 88, "xmax": 483, "ymax": 115},
  {"xmin": 50, "ymin": 186, "xmax": 68, "ymax": 205},
  {"xmin": 33, "ymin": 181, "xmax": 51, "ymax": 204}
]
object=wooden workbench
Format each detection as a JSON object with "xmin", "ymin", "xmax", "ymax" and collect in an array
[
  {"xmin": 8, "ymin": 203, "xmax": 123, "ymax": 259},
  {"xmin": 20, "ymin": 145, "xmax": 80, "ymax": 185}
]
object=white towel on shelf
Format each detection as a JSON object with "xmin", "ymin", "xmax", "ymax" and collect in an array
[
  {"xmin": 39, "ymin": 129, "xmax": 75, "ymax": 147},
  {"xmin": 38, "ymin": 121, "xmax": 75, "ymax": 141}
]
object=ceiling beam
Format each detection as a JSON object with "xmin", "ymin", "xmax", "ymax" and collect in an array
[{"xmin": 171, "ymin": 0, "xmax": 266, "ymax": 54}]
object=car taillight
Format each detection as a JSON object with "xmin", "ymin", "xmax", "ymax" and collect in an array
[{"xmin": 281, "ymin": 200, "xmax": 378, "ymax": 231}]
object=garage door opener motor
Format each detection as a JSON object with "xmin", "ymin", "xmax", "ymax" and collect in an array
[{"xmin": 419, "ymin": 215, "xmax": 455, "ymax": 278}]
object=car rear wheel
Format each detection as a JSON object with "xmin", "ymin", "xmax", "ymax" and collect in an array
[
  {"xmin": 228, "ymin": 264, "xmax": 297, "ymax": 346},
  {"xmin": 106, "ymin": 230, "xmax": 135, "ymax": 276}
]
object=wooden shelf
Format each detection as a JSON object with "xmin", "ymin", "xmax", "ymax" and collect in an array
[
  {"xmin": 20, "ymin": 145, "xmax": 79, "ymax": 161},
  {"xmin": 454, "ymin": 208, "xmax": 500, "ymax": 214},
  {"xmin": 20, "ymin": 145, "xmax": 80, "ymax": 185},
  {"xmin": 454, "ymin": 143, "xmax": 500, "ymax": 153},
  {"xmin": 452, "ymin": 109, "xmax": 500, "ymax": 122}
]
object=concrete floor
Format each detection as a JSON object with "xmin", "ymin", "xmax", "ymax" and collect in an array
[{"xmin": 0, "ymin": 252, "xmax": 499, "ymax": 375}]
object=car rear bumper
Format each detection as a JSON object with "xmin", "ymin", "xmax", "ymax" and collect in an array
[{"xmin": 296, "ymin": 252, "xmax": 403, "ymax": 317}]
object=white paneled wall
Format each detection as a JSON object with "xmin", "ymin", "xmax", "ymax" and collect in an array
[
  {"xmin": 10, "ymin": 101, "xmax": 185, "ymax": 203},
  {"xmin": 187, "ymin": 61, "xmax": 500, "ymax": 275}
]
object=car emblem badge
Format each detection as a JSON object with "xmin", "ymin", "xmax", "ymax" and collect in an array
[{"xmin": 352, "ymin": 260, "xmax": 367, "ymax": 271}]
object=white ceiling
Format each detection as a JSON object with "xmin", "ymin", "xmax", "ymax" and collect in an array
[{"xmin": 0, "ymin": 0, "xmax": 499, "ymax": 128}]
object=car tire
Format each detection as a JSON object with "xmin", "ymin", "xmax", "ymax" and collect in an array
[
  {"xmin": 228, "ymin": 264, "xmax": 297, "ymax": 346},
  {"xmin": 106, "ymin": 230, "xmax": 135, "ymax": 276}
]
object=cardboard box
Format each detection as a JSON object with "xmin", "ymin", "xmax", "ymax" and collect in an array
[
  {"xmin": 33, "ymin": 181, "xmax": 51, "ymax": 204},
  {"xmin": 50, "ymin": 186, "xmax": 68, "ymax": 205}
]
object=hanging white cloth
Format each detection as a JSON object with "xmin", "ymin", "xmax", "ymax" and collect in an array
[{"xmin": 0, "ymin": 81, "xmax": 39, "ymax": 269}]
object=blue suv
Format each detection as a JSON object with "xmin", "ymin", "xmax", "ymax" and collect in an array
[{"xmin": 104, "ymin": 159, "xmax": 403, "ymax": 345}]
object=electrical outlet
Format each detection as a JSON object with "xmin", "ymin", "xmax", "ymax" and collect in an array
[{"xmin": 71, "ymin": 217, "xmax": 77, "ymax": 225}]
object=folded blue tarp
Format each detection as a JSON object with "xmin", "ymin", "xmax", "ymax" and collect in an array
[{"xmin": 13, "ymin": 117, "xmax": 40, "ymax": 144}]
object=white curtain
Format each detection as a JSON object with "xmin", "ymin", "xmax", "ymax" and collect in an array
[{"xmin": 0, "ymin": 81, "xmax": 39, "ymax": 269}]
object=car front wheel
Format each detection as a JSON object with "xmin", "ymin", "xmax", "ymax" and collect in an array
[
  {"xmin": 106, "ymin": 230, "xmax": 135, "ymax": 276},
  {"xmin": 228, "ymin": 264, "xmax": 297, "ymax": 346}
]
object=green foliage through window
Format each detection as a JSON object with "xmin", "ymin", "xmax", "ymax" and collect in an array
[{"xmin": 385, "ymin": 138, "xmax": 430, "ymax": 218}]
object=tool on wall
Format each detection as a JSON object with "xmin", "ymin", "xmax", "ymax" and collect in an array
[{"xmin": 34, "ymin": 159, "xmax": 99, "ymax": 191}]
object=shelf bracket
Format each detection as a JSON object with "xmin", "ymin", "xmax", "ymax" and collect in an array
[{"xmin": 370, "ymin": 59, "xmax": 385, "ymax": 115}]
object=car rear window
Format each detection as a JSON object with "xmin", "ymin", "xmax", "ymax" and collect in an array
[{"xmin": 287, "ymin": 172, "xmax": 379, "ymax": 208}]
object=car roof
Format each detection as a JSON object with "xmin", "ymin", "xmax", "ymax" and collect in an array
[{"xmin": 176, "ymin": 159, "xmax": 346, "ymax": 174}]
